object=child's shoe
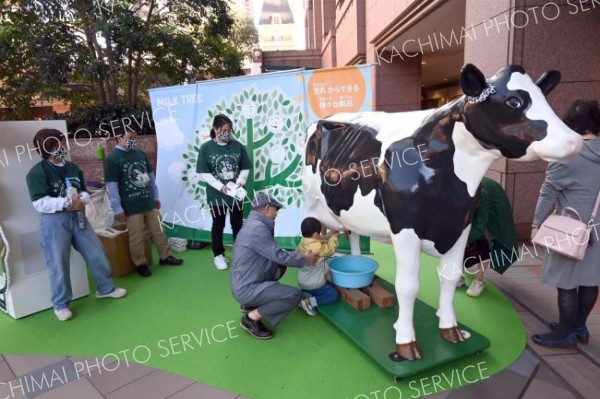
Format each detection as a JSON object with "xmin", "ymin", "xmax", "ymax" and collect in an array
[{"xmin": 299, "ymin": 298, "xmax": 317, "ymax": 316}]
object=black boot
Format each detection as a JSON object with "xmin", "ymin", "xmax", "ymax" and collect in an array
[
  {"xmin": 240, "ymin": 313, "xmax": 274, "ymax": 340},
  {"xmin": 136, "ymin": 264, "xmax": 152, "ymax": 277}
]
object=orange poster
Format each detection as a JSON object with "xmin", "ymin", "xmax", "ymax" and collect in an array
[{"xmin": 306, "ymin": 66, "xmax": 370, "ymax": 118}]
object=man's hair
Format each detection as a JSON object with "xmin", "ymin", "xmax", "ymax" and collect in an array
[
  {"xmin": 112, "ymin": 121, "xmax": 140, "ymax": 139},
  {"xmin": 301, "ymin": 217, "xmax": 322, "ymax": 238},
  {"xmin": 563, "ymin": 99, "xmax": 600, "ymax": 136},
  {"xmin": 33, "ymin": 128, "xmax": 65, "ymax": 159}
]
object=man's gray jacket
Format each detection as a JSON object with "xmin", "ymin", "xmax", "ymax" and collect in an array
[{"xmin": 230, "ymin": 210, "xmax": 306, "ymax": 304}]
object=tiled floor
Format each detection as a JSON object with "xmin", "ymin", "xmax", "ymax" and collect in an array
[{"xmin": 2, "ymin": 246, "xmax": 599, "ymax": 398}]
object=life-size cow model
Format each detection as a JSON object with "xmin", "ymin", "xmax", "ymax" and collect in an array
[{"xmin": 303, "ymin": 64, "xmax": 582, "ymax": 361}]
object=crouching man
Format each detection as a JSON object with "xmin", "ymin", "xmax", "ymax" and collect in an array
[{"xmin": 230, "ymin": 193, "xmax": 317, "ymax": 339}]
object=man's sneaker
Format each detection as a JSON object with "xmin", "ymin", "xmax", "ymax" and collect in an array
[
  {"xmin": 96, "ymin": 287, "xmax": 127, "ymax": 299},
  {"xmin": 136, "ymin": 264, "xmax": 152, "ymax": 277},
  {"xmin": 159, "ymin": 255, "xmax": 183, "ymax": 266},
  {"xmin": 467, "ymin": 280, "xmax": 485, "ymax": 297},
  {"xmin": 240, "ymin": 314, "xmax": 274, "ymax": 339},
  {"xmin": 54, "ymin": 307, "xmax": 73, "ymax": 321},
  {"xmin": 214, "ymin": 255, "xmax": 228, "ymax": 270},
  {"xmin": 299, "ymin": 298, "xmax": 317, "ymax": 316}
]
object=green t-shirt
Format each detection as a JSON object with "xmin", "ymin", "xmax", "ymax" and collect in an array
[
  {"xmin": 26, "ymin": 161, "xmax": 87, "ymax": 202},
  {"xmin": 196, "ymin": 139, "xmax": 251, "ymax": 207},
  {"xmin": 104, "ymin": 148, "xmax": 155, "ymax": 215}
]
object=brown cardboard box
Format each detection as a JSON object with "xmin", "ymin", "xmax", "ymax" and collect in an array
[{"xmin": 97, "ymin": 224, "xmax": 153, "ymax": 277}]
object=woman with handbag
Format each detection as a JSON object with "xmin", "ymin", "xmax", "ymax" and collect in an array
[{"xmin": 531, "ymin": 99, "xmax": 600, "ymax": 349}]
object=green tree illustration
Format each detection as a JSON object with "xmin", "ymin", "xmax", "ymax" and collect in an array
[{"xmin": 180, "ymin": 86, "xmax": 305, "ymax": 209}]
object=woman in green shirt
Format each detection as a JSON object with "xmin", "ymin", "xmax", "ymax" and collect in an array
[
  {"xmin": 196, "ymin": 114, "xmax": 252, "ymax": 270},
  {"xmin": 26, "ymin": 129, "xmax": 127, "ymax": 321}
]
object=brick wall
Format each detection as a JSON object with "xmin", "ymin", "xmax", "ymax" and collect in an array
[{"xmin": 69, "ymin": 135, "xmax": 157, "ymax": 184}]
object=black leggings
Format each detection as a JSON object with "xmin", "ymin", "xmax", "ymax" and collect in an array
[
  {"xmin": 210, "ymin": 203, "xmax": 243, "ymax": 257},
  {"xmin": 554, "ymin": 285, "xmax": 599, "ymax": 337}
]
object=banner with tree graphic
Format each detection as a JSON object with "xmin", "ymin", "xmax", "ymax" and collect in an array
[{"xmin": 149, "ymin": 66, "xmax": 372, "ymax": 249}]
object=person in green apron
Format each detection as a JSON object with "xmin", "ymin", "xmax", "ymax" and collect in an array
[
  {"xmin": 104, "ymin": 125, "xmax": 183, "ymax": 277},
  {"xmin": 196, "ymin": 114, "xmax": 252, "ymax": 270},
  {"xmin": 462, "ymin": 177, "xmax": 518, "ymax": 297},
  {"xmin": 26, "ymin": 128, "xmax": 127, "ymax": 321}
]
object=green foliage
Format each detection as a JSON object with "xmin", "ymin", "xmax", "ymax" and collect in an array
[
  {"xmin": 47, "ymin": 103, "xmax": 155, "ymax": 137},
  {"xmin": 230, "ymin": 16, "xmax": 259, "ymax": 59},
  {"xmin": 0, "ymin": 0, "xmax": 246, "ymax": 119}
]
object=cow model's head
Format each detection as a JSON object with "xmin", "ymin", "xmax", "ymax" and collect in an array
[{"xmin": 459, "ymin": 64, "xmax": 582, "ymax": 162}]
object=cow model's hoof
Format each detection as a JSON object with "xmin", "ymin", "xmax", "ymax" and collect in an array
[
  {"xmin": 389, "ymin": 342, "xmax": 422, "ymax": 362},
  {"xmin": 440, "ymin": 327, "xmax": 466, "ymax": 343}
]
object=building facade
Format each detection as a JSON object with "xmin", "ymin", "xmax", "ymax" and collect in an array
[{"xmin": 262, "ymin": 0, "xmax": 600, "ymax": 239}]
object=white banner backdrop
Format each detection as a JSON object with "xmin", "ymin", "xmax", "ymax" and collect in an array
[{"xmin": 149, "ymin": 66, "xmax": 373, "ymax": 249}]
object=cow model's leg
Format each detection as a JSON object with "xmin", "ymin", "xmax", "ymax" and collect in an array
[
  {"xmin": 436, "ymin": 228, "xmax": 470, "ymax": 344},
  {"xmin": 390, "ymin": 229, "xmax": 422, "ymax": 361}
]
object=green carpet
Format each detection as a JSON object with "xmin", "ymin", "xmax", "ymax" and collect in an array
[{"xmin": 0, "ymin": 242, "xmax": 525, "ymax": 399}]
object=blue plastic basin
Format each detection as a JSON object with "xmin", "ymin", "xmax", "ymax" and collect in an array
[{"xmin": 329, "ymin": 256, "xmax": 379, "ymax": 289}]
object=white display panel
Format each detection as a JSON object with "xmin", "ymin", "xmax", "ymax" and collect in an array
[{"xmin": 0, "ymin": 121, "xmax": 89, "ymax": 319}]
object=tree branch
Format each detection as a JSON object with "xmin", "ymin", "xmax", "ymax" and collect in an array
[{"xmin": 131, "ymin": 0, "xmax": 156, "ymax": 105}]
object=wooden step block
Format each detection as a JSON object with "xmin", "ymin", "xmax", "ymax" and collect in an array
[
  {"xmin": 371, "ymin": 277, "xmax": 387, "ymax": 289},
  {"xmin": 333, "ymin": 285, "xmax": 371, "ymax": 310},
  {"xmin": 361, "ymin": 284, "xmax": 396, "ymax": 308}
]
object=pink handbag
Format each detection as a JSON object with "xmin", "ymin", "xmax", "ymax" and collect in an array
[{"xmin": 533, "ymin": 190, "xmax": 600, "ymax": 261}]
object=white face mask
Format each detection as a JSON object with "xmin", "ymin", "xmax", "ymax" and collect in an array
[
  {"xmin": 218, "ymin": 130, "xmax": 230, "ymax": 143},
  {"xmin": 123, "ymin": 138, "xmax": 137, "ymax": 151},
  {"xmin": 50, "ymin": 147, "xmax": 67, "ymax": 161}
]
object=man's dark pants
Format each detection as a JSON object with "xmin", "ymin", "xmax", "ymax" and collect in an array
[{"xmin": 243, "ymin": 265, "xmax": 299, "ymax": 325}]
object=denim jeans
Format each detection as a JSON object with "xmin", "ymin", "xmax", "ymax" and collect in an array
[
  {"xmin": 39, "ymin": 212, "xmax": 115, "ymax": 309},
  {"xmin": 303, "ymin": 283, "xmax": 339, "ymax": 306}
]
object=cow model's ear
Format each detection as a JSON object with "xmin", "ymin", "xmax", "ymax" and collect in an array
[
  {"xmin": 460, "ymin": 64, "xmax": 487, "ymax": 97},
  {"xmin": 536, "ymin": 70, "xmax": 561, "ymax": 96}
]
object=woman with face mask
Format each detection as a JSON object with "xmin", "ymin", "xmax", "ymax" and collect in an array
[
  {"xmin": 197, "ymin": 114, "xmax": 252, "ymax": 270},
  {"xmin": 25, "ymin": 128, "xmax": 127, "ymax": 321}
]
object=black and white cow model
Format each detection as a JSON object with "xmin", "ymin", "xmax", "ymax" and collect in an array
[{"xmin": 303, "ymin": 64, "xmax": 582, "ymax": 362}]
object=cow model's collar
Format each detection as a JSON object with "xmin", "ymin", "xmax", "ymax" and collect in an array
[{"xmin": 467, "ymin": 83, "xmax": 496, "ymax": 104}]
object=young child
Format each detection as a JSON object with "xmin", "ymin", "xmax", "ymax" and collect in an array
[{"xmin": 297, "ymin": 217, "xmax": 340, "ymax": 316}]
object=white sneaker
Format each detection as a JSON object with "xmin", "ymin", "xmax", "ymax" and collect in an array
[
  {"xmin": 54, "ymin": 307, "xmax": 73, "ymax": 321},
  {"xmin": 214, "ymin": 255, "xmax": 228, "ymax": 270},
  {"xmin": 96, "ymin": 287, "xmax": 127, "ymax": 299},
  {"xmin": 467, "ymin": 280, "xmax": 485, "ymax": 297},
  {"xmin": 299, "ymin": 298, "xmax": 317, "ymax": 316}
]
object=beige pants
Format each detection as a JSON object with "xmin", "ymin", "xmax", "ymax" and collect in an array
[{"xmin": 127, "ymin": 208, "xmax": 170, "ymax": 266}]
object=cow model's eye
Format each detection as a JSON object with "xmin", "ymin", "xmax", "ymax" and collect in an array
[{"xmin": 506, "ymin": 97, "xmax": 522, "ymax": 109}]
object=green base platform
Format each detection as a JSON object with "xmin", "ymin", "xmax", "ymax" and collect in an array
[{"xmin": 319, "ymin": 278, "xmax": 491, "ymax": 380}]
